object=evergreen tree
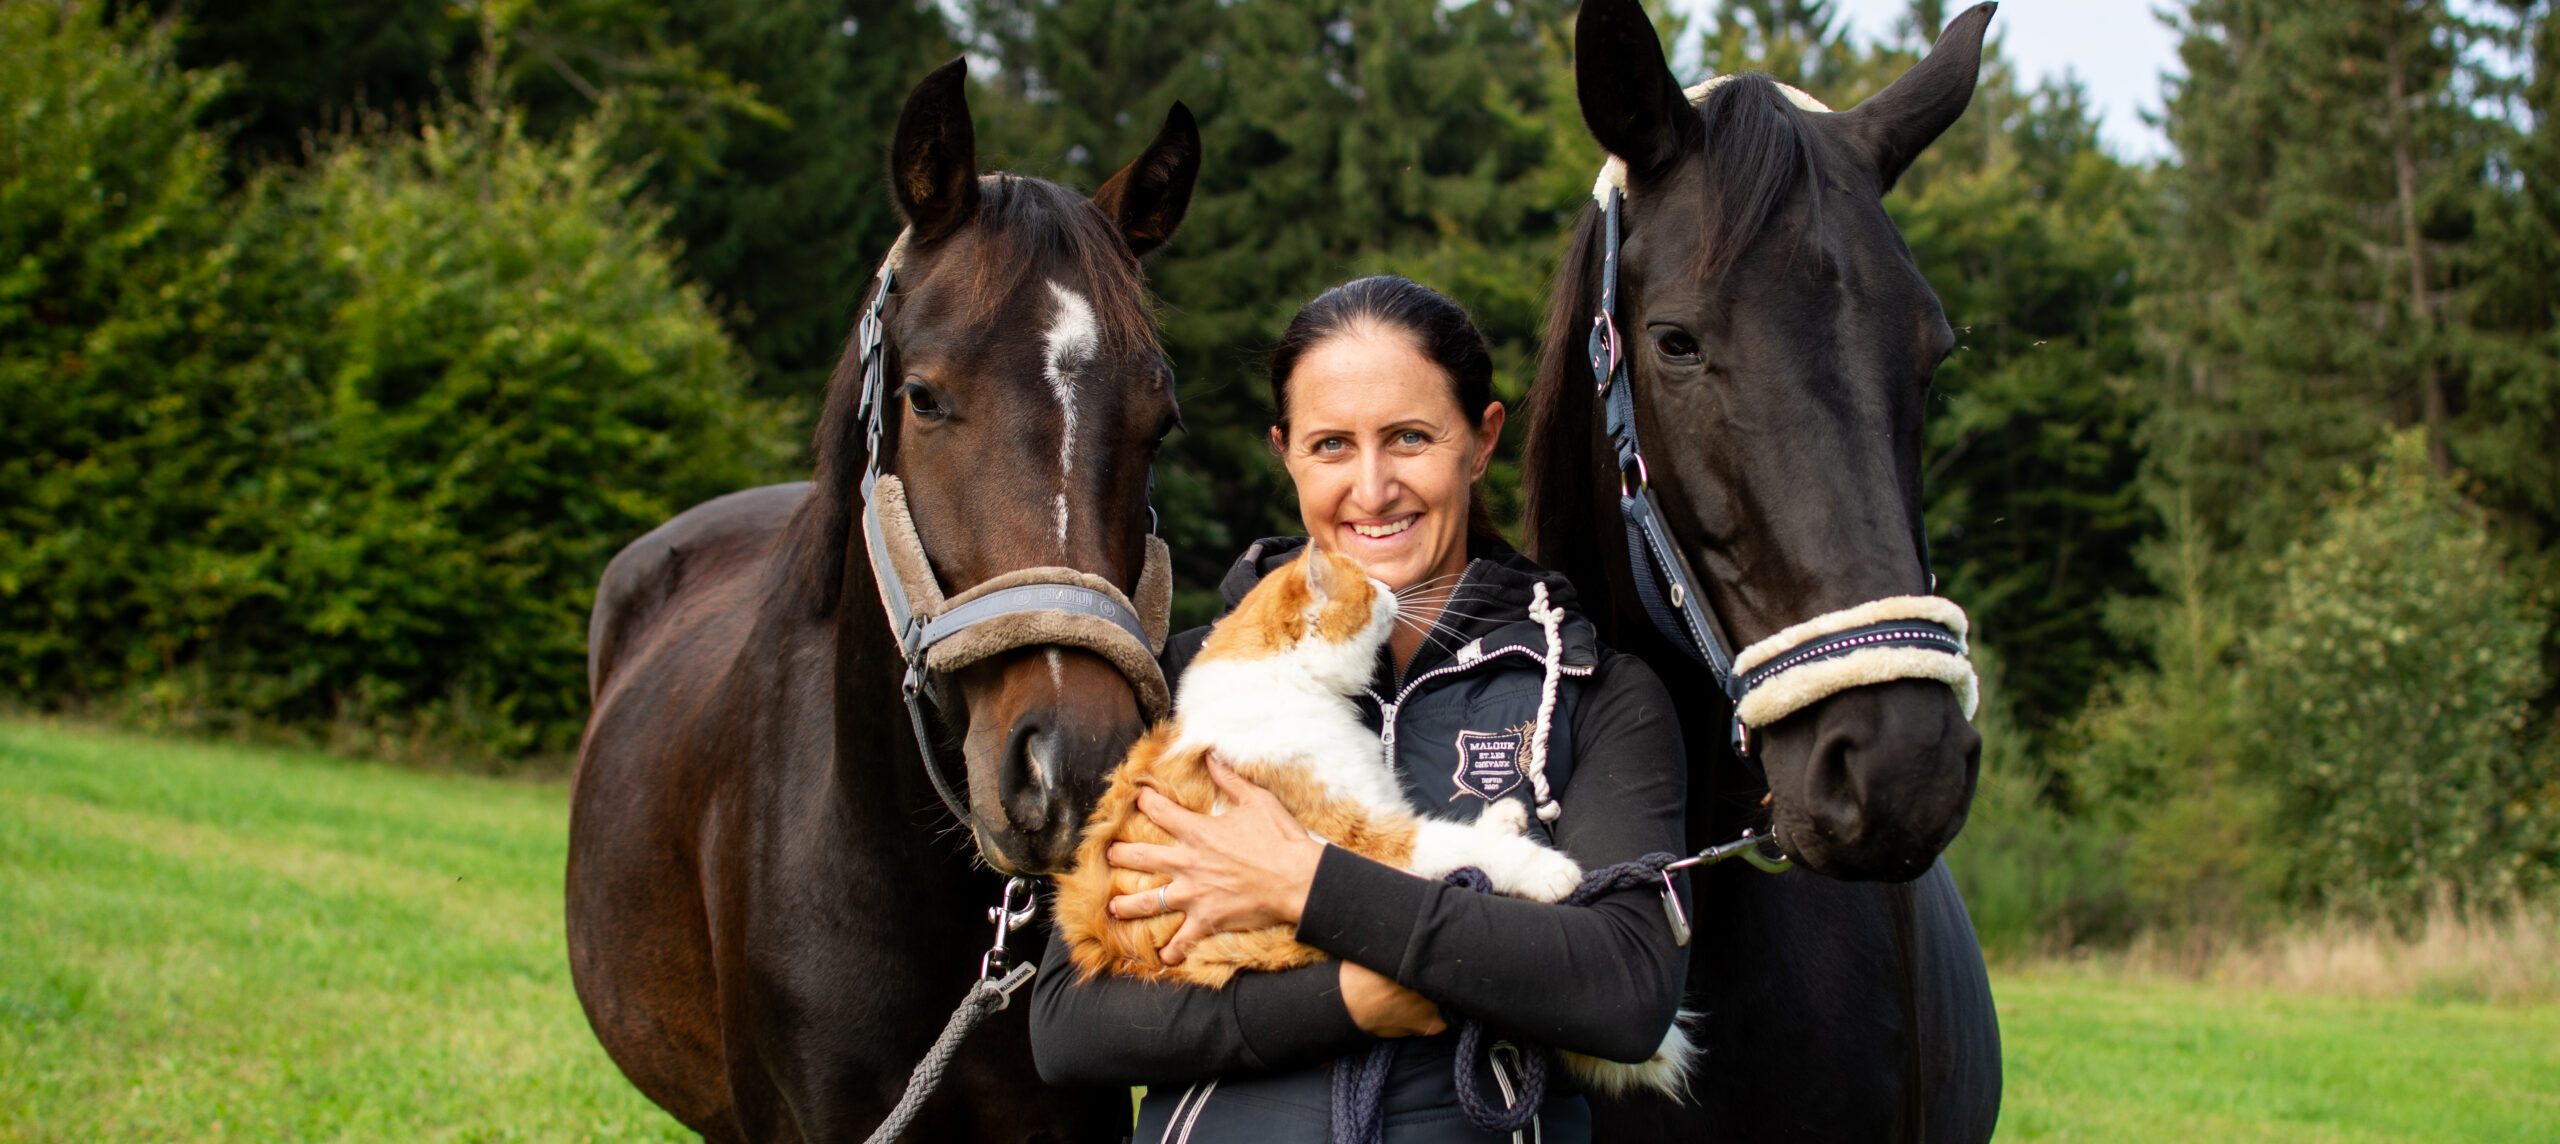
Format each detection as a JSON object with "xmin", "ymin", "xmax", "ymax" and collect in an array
[
  {"xmin": 2464, "ymin": 1, "xmax": 2560, "ymax": 571},
  {"xmin": 2144, "ymin": 0, "xmax": 2523, "ymax": 559}
]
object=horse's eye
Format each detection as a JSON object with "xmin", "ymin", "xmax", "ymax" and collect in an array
[
  {"xmin": 1650, "ymin": 326, "xmax": 1704, "ymax": 367},
  {"xmin": 903, "ymin": 380, "xmax": 949, "ymax": 422}
]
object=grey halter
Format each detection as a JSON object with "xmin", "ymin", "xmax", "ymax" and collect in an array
[{"xmin": 853, "ymin": 241, "xmax": 1173, "ymax": 825}]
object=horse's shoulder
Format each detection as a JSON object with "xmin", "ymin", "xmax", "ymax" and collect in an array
[{"xmin": 589, "ymin": 482, "xmax": 811, "ymax": 699}]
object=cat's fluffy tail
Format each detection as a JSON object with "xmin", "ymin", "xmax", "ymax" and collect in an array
[{"xmin": 1559, "ymin": 1010, "xmax": 1699, "ymax": 1100}]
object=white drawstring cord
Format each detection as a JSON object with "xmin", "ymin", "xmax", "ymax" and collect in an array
[{"xmin": 1524, "ymin": 582, "xmax": 1565, "ymax": 824}]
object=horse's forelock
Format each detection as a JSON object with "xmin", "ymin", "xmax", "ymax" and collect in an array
[
  {"xmin": 949, "ymin": 175, "xmax": 1159, "ymax": 354},
  {"xmin": 1685, "ymin": 75, "xmax": 1829, "ymax": 285}
]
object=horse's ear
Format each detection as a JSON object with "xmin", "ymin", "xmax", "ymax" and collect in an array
[
  {"xmin": 1840, "ymin": 2, "xmax": 1997, "ymax": 194},
  {"xmin": 890, "ymin": 57, "xmax": 980, "ymax": 242},
  {"xmin": 1575, "ymin": 0, "xmax": 1695, "ymax": 178},
  {"xmin": 1094, "ymin": 102, "xmax": 1202, "ymax": 259}
]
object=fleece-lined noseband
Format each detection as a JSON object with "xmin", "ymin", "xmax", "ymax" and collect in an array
[
  {"xmin": 1587, "ymin": 79, "xmax": 1978, "ymax": 754},
  {"xmin": 855, "ymin": 234, "xmax": 1174, "ymax": 825}
]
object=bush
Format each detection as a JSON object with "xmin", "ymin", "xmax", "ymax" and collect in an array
[
  {"xmin": 0, "ymin": 0, "xmax": 260, "ymax": 707},
  {"xmin": 214, "ymin": 101, "xmax": 789, "ymax": 756},
  {"xmin": 1945, "ymin": 646, "xmax": 2138, "ymax": 957},
  {"xmin": 2242, "ymin": 431, "xmax": 2555, "ymax": 915},
  {"xmin": 0, "ymin": 2, "xmax": 790, "ymax": 759}
]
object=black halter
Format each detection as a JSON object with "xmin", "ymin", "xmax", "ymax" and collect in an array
[{"xmin": 1586, "ymin": 184, "xmax": 1967, "ymax": 753}]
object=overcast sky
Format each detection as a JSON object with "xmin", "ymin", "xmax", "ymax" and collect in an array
[{"xmin": 1668, "ymin": 0, "xmax": 2185, "ymax": 160}]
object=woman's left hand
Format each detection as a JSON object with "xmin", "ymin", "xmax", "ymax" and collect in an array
[{"xmin": 1107, "ymin": 757, "xmax": 1326, "ymax": 966}]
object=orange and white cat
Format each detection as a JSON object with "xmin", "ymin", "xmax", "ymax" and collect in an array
[{"xmin": 1054, "ymin": 546, "xmax": 1693, "ymax": 1097}]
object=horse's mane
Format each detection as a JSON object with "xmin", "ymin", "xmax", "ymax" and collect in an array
[
  {"xmin": 1523, "ymin": 74, "xmax": 1827, "ymax": 632},
  {"xmin": 775, "ymin": 174, "xmax": 1161, "ymax": 617}
]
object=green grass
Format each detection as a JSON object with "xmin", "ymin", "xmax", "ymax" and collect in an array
[
  {"xmin": 1990, "ymin": 968, "xmax": 2560, "ymax": 1142},
  {"xmin": 4, "ymin": 718, "xmax": 2554, "ymax": 1142},
  {"xmin": 0, "ymin": 719, "xmax": 686, "ymax": 1142}
]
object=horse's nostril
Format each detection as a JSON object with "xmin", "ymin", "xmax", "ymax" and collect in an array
[
  {"xmin": 1001, "ymin": 721, "xmax": 1057, "ymax": 834},
  {"xmin": 1800, "ymin": 728, "xmax": 1870, "ymax": 845}
]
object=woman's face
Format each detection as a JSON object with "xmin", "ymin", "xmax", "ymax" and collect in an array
[{"xmin": 1273, "ymin": 322, "xmax": 1505, "ymax": 593}]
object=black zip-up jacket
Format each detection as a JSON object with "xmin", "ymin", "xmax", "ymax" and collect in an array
[{"xmin": 1029, "ymin": 538, "xmax": 1692, "ymax": 1115}]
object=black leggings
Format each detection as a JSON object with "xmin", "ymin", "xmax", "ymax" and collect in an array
[{"xmin": 1132, "ymin": 1035, "xmax": 1591, "ymax": 1144}]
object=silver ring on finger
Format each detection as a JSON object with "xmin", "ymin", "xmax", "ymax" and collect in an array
[{"xmin": 1158, "ymin": 885, "xmax": 1171, "ymax": 915}]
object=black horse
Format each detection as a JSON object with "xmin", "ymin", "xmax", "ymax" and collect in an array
[
  {"xmin": 567, "ymin": 61, "xmax": 1199, "ymax": 1141},
  {"xmin": 1526, "ymin": 4, "xmax": 2004, "ymax": 1140}
]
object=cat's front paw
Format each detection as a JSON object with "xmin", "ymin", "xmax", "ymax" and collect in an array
[
  {"xmin": 1498, "ymin": 844, "xmax": 1585, "ymax": 904},
  {"xmin": 1475, "ymin": 798, "xmax": 1529, "ymax": 836}
]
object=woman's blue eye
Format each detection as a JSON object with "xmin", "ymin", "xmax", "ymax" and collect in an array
[
  {"xmin": 1314, "ymin": 437, "xmax": 1347, "ymax": 453},
  {"xmin": 1398, "ymin": 431, "xmax": 1427, "ymax": 447}
]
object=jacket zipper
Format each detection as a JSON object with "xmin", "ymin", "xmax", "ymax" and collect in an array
[{"xmin": 1370, "ymin": 645, "xmax": 1596, "ymax": 768}]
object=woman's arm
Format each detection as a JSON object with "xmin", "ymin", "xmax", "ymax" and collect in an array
[
  {"xmin": 1290, "ymin": 653, "xmax": 1692, "ymax": 1063},
  {"xmin": 1029, "ymin": 928, "xmax": 1391, "ymax": 1087}
]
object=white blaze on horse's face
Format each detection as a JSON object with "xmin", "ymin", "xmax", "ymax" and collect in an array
[{"xmin": 1042, "ymin": 281, "xmax": 1101, "ymax": 556}]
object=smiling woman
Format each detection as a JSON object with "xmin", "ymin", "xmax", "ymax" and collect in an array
[
  {"xmin": 1267, "ymin": 277, "xmax": 1508, "ymax": 662},
  {"xmin": 1028, "ymin": 276, "xmax": 1695, "ymax": 1144}
]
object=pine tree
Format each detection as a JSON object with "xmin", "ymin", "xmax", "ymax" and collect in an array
[
  {"xmin": 2144, "ymin": 0, "xmax": 2509, "ymax": 557},
  {"xmin": 2462, "ymin": 1, "xmax": 2560, "ymax": 569}
]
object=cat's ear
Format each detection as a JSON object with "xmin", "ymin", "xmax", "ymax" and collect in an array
[{"xmin": 1302, "ymin": 546, "xmax": 1332, "ymax": 602}]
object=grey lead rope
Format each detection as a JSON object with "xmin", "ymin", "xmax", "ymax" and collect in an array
[
  {"xmin": 863, "ymin": 878, "xmax": 1041, "ymax": 1144},
  {"xmin": 862, "ymin": 961, "xmax": 1036, "ymax": 1144}
]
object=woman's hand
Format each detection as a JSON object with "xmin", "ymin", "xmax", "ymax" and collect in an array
[
  {"xmin": 1107, "ymin": 757, "xmax": 1325, "ymax": 966},
  {"xmin": 1339, "ymin": 961, "xmax": 1445, "ymax": 1038}
]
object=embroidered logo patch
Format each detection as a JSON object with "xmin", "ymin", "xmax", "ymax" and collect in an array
[{"xmin": 1452, "ymin": 728, "xmax": 1528, "ymax": 801}]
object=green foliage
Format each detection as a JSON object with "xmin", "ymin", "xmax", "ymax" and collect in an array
[
  {"xmin": 0, "ymin": 0, "xmax": 262, "ymax": 708},
  {"xmin": 2066, "ymin": 488, "xmax": 2289, "ymax": 934},
  {"xmin": 2058, "ymin": 434, "xmax": 2557, "ymax": 933},
  {"xmin": 2143, "ymin": 0, "xmax": 2556, "ymax": 568},
  {"xmin": 1895, "ymin": 75, "xmax": 2153, "ymax": 735},
  {"xmin": 155, "ymin": 0, "xmax": 956, "ymax": 405},
  {"xmin": 0, "ymin": 2, "xmax": 787, "ymax": 757},
  {"xmin": 1945, "ymin": 646, "xmax": 2136, "ymax": 956},
  {"xmin": 2242, "ymin": 431, "xmax": 2554, "ymax": 914},
  {"xmin": 206, "ymin": 100, "xmax": 790, "ymax": 754}
]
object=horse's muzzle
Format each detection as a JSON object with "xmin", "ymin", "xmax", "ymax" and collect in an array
[
  {"xmin": 963, "ymin": 647, "xmax": 1144, "ymax": 874},
  {"xmin": 1757, "ymin": 677, "xmax": 1980, "ymax": 881}
]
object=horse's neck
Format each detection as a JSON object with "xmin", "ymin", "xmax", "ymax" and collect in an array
[{"xmin": 805, "ymin": 504, "xmax": 971, "ymax": 849}]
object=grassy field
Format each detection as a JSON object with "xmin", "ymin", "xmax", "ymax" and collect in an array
[
  {"xmin": 0, "ymin": 719, "xmax": 686, "ymax": 1142},
  {"xmin": 4, "ymin": 719, "xmax": 2553, "ymax": 1142}
]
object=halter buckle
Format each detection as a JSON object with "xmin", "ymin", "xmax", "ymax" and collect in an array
[{"xmin": 1589, "ymin": 312, "xmax": 1623, "ymax": 392}]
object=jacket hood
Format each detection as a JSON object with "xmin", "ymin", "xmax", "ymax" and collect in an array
[{"xmin": 1216, "ymin": 536, "xmax": 1602, "ymax": 679}]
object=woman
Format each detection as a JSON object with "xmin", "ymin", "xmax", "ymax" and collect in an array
[{"xmin": 1029, "ymin": 276, "xmax": 1690, "ymax": 1143}]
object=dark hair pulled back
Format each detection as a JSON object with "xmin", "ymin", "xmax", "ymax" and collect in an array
[{"xmin": 1268, "ymin": 275, "xmax": 1504, "ymax": 545}]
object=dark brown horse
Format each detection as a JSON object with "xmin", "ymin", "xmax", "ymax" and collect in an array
[
  {"xmin": 1528, "ymin": 4, "xmax": 2003, "ymax": 1140},
  {"xmin": 567, "ymin": 60, "xmax": 1198, "ymax": 1142}
]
